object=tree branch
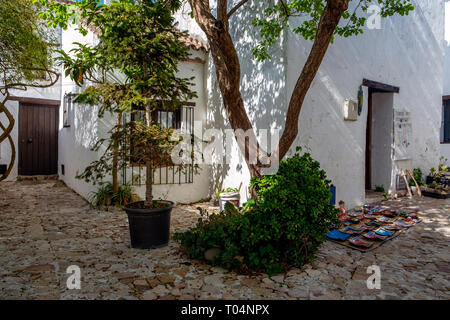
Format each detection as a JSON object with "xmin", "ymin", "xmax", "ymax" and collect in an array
[
  {"xmin": 218, "ymin": 0, "xmax": 229, "ymax": 30},
  {"xmin": 227, "ymin": 0, "xmax": 250, "ymax": 19},
  {"xmin": 275, "ymin": 0, "xmax": 349, "ymax": 161},
  {"xmin": 0, "ymin": 68, "xmax": 60, "ymax": 91},
  {"xmin": 0, "ymin": 120, "xmax": 15, "ymax": 182}
]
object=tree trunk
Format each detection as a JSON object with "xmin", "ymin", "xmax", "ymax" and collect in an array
[
  {"xmin": 0, "ymin": 121, "xmax": 15, "ymax": 182},
  {"xmin": 0, "ymin": 93, "xmax": 15, "ymax": 181},
  {"xmin": 189, "ymin": 0, "xmax": 349, "ymax": 178},
  {"xmin": 189, "ymin": 0, "xmax": 263, "ymax": 179},
  {"xmin": 145, "ymin": 160, "xmax": 153, "ymax": 207},
  {"xmin": 276, "ymin": 0, "xmax": 349, "ymax": 160},
  {"xmin": 112, "ymin": 112, "xmax": 122, "ymax": 194},
  {"xmin": 144, "ymin": 105, "xmax": 153, "ymax": 207}
]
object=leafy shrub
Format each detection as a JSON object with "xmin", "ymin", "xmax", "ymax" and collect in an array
[
  {"xmin": 175, "ymin": 149, "xmax": 339, "ymax": 275},
  {"xmin": 374, "ymin": 185, "xmax": 385, "ymax": 192},
  {"xmin": 409, "ymin": 168, "xmax": 424, "ymax": 186},
  {"xmin": 215, "ymin": 187, "xmax": 239, "ymax": 198},
  {"xmin": 115, "ymin": 183, "xmax": 133, "ymax": 205},
  {"xmin": 89, "ymin": 182, "xmax": 133, "ymax": 207}
]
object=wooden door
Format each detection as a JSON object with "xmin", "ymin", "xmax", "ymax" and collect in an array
[
  {"xmin": 19, "ymin": 103, "xmax": 59, "ymax": 175},
  {"xmin": 365, "ymin": 89, "xmax": 373, "ymax": 190}
]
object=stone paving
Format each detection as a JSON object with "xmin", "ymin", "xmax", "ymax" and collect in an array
[{"xmin": 0, "ymin": 180, "xmax": 449, "ymax": 300}]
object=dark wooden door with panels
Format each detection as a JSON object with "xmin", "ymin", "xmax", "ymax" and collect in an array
[{"xmin": 18, "ymin": 102, "xmax": 59, "ymax": 175}]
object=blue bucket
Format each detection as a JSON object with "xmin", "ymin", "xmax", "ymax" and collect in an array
[{"xmin": 330, "ymin": 185, "xmax": 336, "ymax": 205}]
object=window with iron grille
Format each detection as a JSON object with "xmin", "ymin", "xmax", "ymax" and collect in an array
[
  {"xmin": 443, "ymin": 99, "xmax": 450, "ymax": 143},
  {"xmin": 121, "ymin": 105, "xmax": 195, "ymax": 186}
]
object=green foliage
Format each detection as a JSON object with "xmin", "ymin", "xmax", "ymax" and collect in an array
[
  {"xmin": 216, "ymin": 187, "xmax": 239, "ymax": 198},
  {"xmin": 76, "ymin": 121, "xmax": 180, "ymax": 183},
  {"xmin": 40, "ymin": 0, "xmax": 197, "ymax": 203},
  {"xmin": 1, "ymin": 0, "xmax": 56, "ymax": 90},
  {"xmin": 252, "ymin": 0, "xmax": 415, "ymax": 61},
  {"xmin": 40, "ymin": 0, "xmax": 196, "ymax": 114},
  {"xmin": 374, "ymin": 185, "xmax": 385, "ymax": 193},
  {"xmin": 175, "ymin": 150, "xmax": 339, "ymax": 275},
  {"xmin": 89, "ymin": 182, "xmax": 133, "ymax": 207},
  {"xmin": 409, "ymin": 168, "xmax": 424, "ymax": 186},
  {"xmin": 430, "ymin": 167, "xmax": 444, "ymax": 179},
  {"xmin": 439, "ymin": 156, "xmax": 449, "ymax": 172},
  {"xmin": 115, "ymin": 183, "xmax": 133, "ymax": 206}
]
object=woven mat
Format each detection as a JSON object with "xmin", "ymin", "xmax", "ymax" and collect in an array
[{"xmin": 327, "ymin": 218, "xmax": 422, "ymax": 253}]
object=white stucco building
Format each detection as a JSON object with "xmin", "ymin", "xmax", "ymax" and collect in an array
[
  {"xmin": 205, "ymin": 0, "xmax": 445, "ymax": 208},
  {"xmin": 441, "ymin": 1, "xmax": 450, "ymax": 162},
  {"xmin": 0, "ymin": 0, "xmax": 446, "ymax": 209}
]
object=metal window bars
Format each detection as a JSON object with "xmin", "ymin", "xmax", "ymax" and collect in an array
[{"xmin": 121, "ymin": 106, "xmax": 195, "ymax": 186}]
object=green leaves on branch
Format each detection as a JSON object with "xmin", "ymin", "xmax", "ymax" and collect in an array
[
  {"xmin": 39, "ymin": 0, "xmax": 197, "ymax": 203},
  {"xmin": 76, "ymin": 120, "xmax": 182, "ymax": 184},
  {"xmin": 252, "ymin": 0, "xmax": 414, "ymax": 61},
  {"xmin": 1, "ymin": 0, "xmax": 56, "ymax": 90}
]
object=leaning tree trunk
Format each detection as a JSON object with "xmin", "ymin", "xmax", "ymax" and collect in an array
[
  {"xmin": 189, "ymin": 0, "xmax": 349, "ymax": 178},
  {"xmin": 189, "ymin": 0, "xmax": 263, "ymax": 179},
  {"xmin": 0, "ymin": 122, "xmax": 15, "ymax": 182},
  {"xmin": 0, "ymin": 93, "xmax": 15, "ymax": 182},
  {"xmin": 276, "ymin": 0, "xmax": 349, "ymax": 160}
]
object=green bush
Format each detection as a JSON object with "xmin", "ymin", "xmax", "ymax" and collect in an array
[
  {"xmin": 89, "ymin": 182, "xmax": 133, "ymax": 207},
  {"xmin": 409, "ymin": 168, "xmax": 424, "ymax": 186},
  {"xmin": 215, "ymin": 187, "xmax": 239, "ymax": 198},
  {"xmin": 174, "ymin": 149, "xmax": 339, "ymax": 275}
]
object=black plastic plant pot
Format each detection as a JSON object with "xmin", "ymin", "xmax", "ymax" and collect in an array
[
  {"xmin": 426, "ymin": 175, "xmax": 435, "ymax": 185},
  {"xmin": 124, "ymin": 201, "xmax": 175, "ymax": 249}
]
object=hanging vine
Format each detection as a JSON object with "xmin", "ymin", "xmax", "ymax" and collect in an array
[{"xmin": 0, "ymin": 0, "xmax": 59, "ymax": 181}]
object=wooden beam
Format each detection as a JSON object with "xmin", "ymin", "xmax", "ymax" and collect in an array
[
  {"xmin": 9, "ymin": 96, "xmax": 60, "ymax": 106},
  {"xmin": 401, "ymin": 170, "xmax": 413, "ymax": 198},
  {"xmin": 185, "ymin": 57, "xmax": 206, "ymax": 64},
  {"xmin": 362, "ymin": 79, "xmax": 400, "ymax": 93},
  {"xmin": 406, "ymin": 168, "xmax": 422, "ymax": 197}
]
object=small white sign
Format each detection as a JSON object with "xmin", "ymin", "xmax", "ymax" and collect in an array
[{"xmin": 344, "ymin": 99, "xmax": 358, "ymax": 121}]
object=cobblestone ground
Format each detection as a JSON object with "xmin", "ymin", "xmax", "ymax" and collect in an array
[{"xmin": 0, "ymin": 180, "xmax": 448, "ymax": 300}]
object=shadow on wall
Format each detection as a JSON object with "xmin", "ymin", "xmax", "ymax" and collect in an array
[
  {"xmin": 444, "ymin": 42, "xmax": 450, "ymax": 96},
  {"xmin": 207, "ymin": 0, "xmax": 287, "ymax": 198},
  {"xmin": 59, "ymin": 99, "xmax": 116, "ymax": 200},
  {"xmin": 74, "ymin": 103, "xmax": 101, "ymax": 151},
  {"xmin": 205, "ymin": 0, "xmax": 443, "ymax": 207}
]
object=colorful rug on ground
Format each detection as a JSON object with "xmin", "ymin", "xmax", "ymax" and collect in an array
[{"xmin": 326, "ymin": 205, "xmax": 422, "ymax": 253}]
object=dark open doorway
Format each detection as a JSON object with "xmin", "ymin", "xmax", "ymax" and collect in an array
[{"xmin": 364, "ymin": 79, "xmax": 399, "ymax": 191}]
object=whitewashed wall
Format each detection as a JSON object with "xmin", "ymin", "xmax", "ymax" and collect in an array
[
  {"xmin": 57, "ymin": 24, "xmax": 105, "ymax": 201},
  {"xmin": 205, "ymin": 0, "xmax": 444, "ymax": 208},
  {"xmin": 441, "ymin": 1, "xmax": 450, "ymax": 164}
]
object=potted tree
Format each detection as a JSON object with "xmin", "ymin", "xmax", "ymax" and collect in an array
[{"xmin": 44, "ymin": 0, "xmax": 196, "ymax": 248}]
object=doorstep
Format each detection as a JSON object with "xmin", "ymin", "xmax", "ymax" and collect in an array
[{"xmin": 17, "ymin": 175, "xmax": 58, "ymax": 181}]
